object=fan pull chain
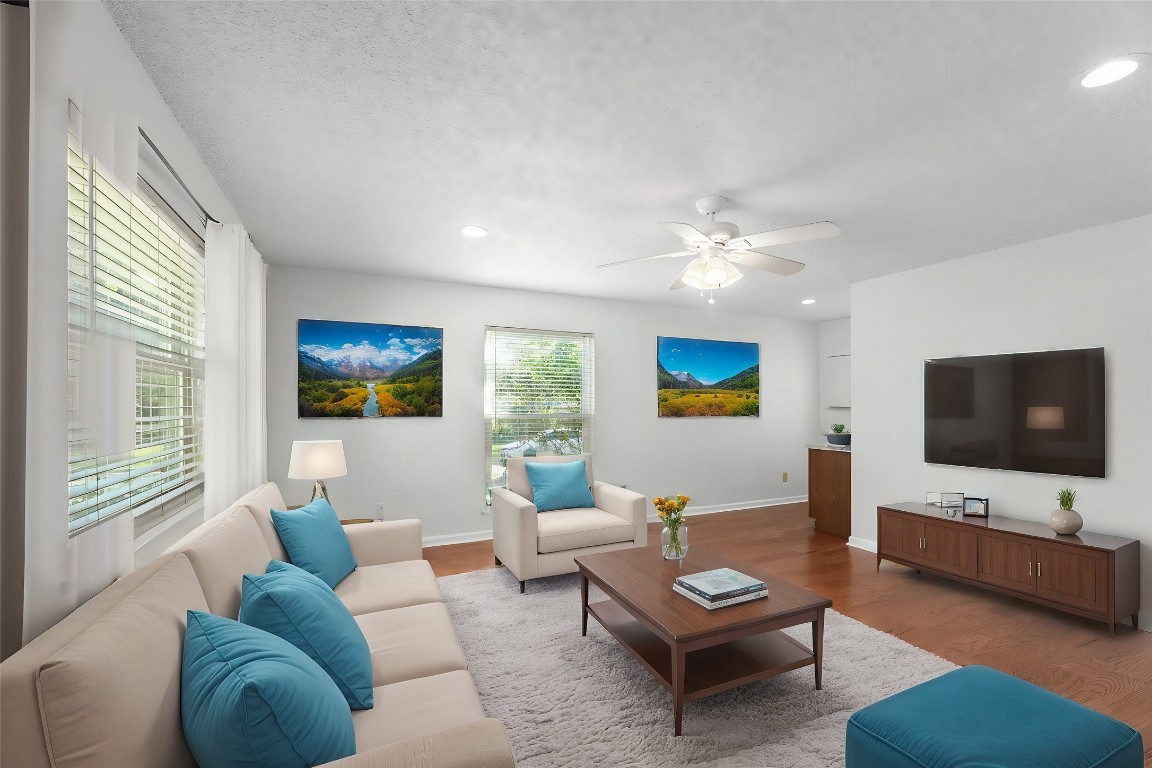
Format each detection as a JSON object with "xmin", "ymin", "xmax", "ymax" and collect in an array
[{"xmin": 708, "ymin": 290, "xmax": 715, "ymax": 305}]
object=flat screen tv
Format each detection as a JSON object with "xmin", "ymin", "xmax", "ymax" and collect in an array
[{"xmin": 924, "ymin": 347, "xmax": 1105, "ymax": 478}]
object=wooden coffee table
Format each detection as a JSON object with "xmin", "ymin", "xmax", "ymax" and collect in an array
[{"xmin": 576, "ymin": 546, "xmax": 832, "ymax": 736}]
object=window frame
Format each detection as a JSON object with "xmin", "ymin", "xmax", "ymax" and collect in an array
[
  {"xmin": 483, "ymin": 326, "xmax": 595, "ymax": 503},
  {"xmin": 66, "ymin": 134, "xmax": 206, "ymax": 538}
]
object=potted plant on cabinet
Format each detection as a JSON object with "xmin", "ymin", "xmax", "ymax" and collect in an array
[
  {"xmin": 1050, "ymin": 488, "xmax": 1083, "ymax": 535},
  {"xmin": 826, "ymin": 423, "xmax": 851, "ymax": 447}
]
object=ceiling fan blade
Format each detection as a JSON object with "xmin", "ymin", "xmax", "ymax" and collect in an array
[
  {"xmin": 596, "ymin": 250, "xmax": 694, "ymax": 269},
  {"xmin": 727, "ymin": 250, "xmax": 806, "ymax": 276},
  {"xmin": 659, "ymin": 222, "xmax": 714, "ymax": 245},
  {"xmin": 728, "ymin": 221, "xmax": 841, "ymax": 250}
]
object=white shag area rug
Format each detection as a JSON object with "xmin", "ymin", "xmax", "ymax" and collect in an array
[{"xmin": 439, "ymin": 567, "xmax": 957, "ymax": 768}]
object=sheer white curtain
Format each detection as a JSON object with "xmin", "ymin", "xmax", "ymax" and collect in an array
[{"xmin": 204, "ymin": 223, "xmax": 267, "ymax": 517}]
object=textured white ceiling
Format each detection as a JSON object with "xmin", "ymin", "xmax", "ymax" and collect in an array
[{"xmin": 104, "ymin": 1, "xmax": 1152, "ymax": 320}]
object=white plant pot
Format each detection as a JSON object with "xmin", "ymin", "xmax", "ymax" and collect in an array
[{"xmin": 1049, "ymin": 508, "xmax": 1083, "ymax": 535}]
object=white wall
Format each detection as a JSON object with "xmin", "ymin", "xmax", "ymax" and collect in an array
[
  {"xmin": 818, "ymin": 317, "xmax": 851, "ymax": 432},
  {"xmin": 267, "ymin": 266, "xmax": 820, "ymax": 543},
  {"xmin": 23, "ymin": 1, "xmax": 240, "ymax": 641},
  {"xmin": 851, "ymin": 214, "xmax": 1152, "ymax": 629}
]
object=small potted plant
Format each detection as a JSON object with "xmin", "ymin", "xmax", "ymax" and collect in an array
[
  {"xmin": 1050, "ymin": 488, "xmax": 1083, "ymax": 535},
  {"xmin": 826, "ymin": 423, "xmax": 851, "ymax": 447}
]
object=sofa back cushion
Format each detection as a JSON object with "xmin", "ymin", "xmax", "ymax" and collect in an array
[
  {"xmin": 175, "ymin": 506, "xmax": 273, "ymax": 618},
  {"xmin": 237, "ymin": 481, "xmax": 291, "ymax": 561},
  {"xmin": 33, "ymin": 554, "xmax": 208, "ymax": 768},
  {"xmin": 506, "ymin": 454, "xmax": 594, "ymax": 502}
]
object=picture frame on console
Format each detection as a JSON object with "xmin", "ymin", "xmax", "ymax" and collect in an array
[{"xmin": 963, "ymin": 497, "xmax": 989, "ymax": 517}]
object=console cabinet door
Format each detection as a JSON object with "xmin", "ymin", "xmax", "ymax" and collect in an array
[
  {"xmin": 977, "ymin": 534, "xmax": 1035, "ymax": 591},
  {"xmin": 922, "ymin": 520, "xmax": 978, "ymax": 579},
  {"xmin": 879, "ymin": 510, "xmax": 924, "ymax": 565},
  {"xmin": 1034, "ymin": 543, "xmax": 1108, "ymax": 614}
]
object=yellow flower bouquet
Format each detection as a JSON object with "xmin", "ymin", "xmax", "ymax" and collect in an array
[{"xmin": 653, "ymin": 495, "xmax": 690, "ymax": 559}]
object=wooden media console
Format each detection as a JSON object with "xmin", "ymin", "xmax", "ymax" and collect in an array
[{"xmin": 876, "ymin": 503, "xmax": 1140, "ymax": 635}]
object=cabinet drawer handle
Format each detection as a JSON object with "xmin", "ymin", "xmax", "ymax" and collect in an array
[
  {"xmin": 1028, "ymin": 561, "xmax": 1032, "ymax": 576},
  {"xmin": 1037, "ymin": 561, "xmax": 1041, "ymax": 579}
]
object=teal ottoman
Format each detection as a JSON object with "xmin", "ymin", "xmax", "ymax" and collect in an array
[{"xmin": 846, "ymin": 666, "xmax": 1143, "ymax": 768}]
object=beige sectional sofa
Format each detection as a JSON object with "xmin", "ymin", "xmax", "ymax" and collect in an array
[{"xmin": 1, "ymin": 482, "xmax": 515, "ymax": 768}]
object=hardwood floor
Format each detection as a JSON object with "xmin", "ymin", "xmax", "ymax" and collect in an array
[{"xmin": 425, "ymin": 503, "xmax": 1152, "ymax": 762}]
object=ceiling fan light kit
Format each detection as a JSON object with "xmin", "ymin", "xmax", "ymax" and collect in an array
[{"xmin": 598, "ymin": 195, "xmax": 841, "ymax": 304}]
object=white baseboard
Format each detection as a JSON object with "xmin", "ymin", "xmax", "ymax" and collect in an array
[
  {"xmin": 847, "ymin": 536, "xmax": 877, "ymax": 553},
  {"xmin": 422, "ymin": 530, "xmax": 493, "ymax": 548},
  {"xmin": 646, "ymin": 496, "xmax": 809, "ymax": 523}
]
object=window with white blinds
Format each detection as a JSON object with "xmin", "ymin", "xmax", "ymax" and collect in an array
[
  {"xmin": 67, "ymin": 133, "xmax": 205, "ymax": 537},
  {"xmin": 483, "ymin": 327, "xmax": 595, "ymax": 502}
]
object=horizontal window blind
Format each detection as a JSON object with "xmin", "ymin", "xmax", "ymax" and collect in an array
[
  {"xmin": 484, "ymin": 327, "xmax": 595, "ymax": 502},
  {"xmin": 67, "ymin": 133, "xmax": 205, "ymax": 536}
]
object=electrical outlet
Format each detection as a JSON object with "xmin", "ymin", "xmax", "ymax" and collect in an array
[{"xmin": 782, "ymin": 471, "xmax": 789, "ymax": 482}]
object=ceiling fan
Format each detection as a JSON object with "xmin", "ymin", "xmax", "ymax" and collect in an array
[{"xmin": 598, "ymin": 196, "xmax": 841, "ymax": 295}]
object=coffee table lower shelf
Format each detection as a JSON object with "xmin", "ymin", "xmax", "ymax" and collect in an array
[{"xmin": 587, "ymin": 598, "xmax": 816, "ymax": 704}]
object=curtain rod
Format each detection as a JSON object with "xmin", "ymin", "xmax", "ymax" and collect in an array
[{"xmin": 138, "ymin": 127, "xmax": 219, "ymax": 224}]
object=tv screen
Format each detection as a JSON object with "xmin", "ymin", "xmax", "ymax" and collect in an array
[{"xmin": 924, "ymin": 347, "xmax": 1105, "ymax": 478}]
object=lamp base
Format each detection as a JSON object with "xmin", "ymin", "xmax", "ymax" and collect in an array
[{"xmin": 310, "ymin": 480, "xmax": 330, "ymax": 504}]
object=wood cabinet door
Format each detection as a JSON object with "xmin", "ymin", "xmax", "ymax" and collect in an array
[
  {"xmin": 810, "ymin": 450, "xmax": 851, "ymax": 537},
  {"xmin": 977, "ymin": 534, "xmax": 1034, "ymax": 591},
  {"xmin": 878, "ymin": 510, "xmax": 923, "ymax": 564},
  {"xmin": 922, "ymin": 520, "xmax": 978, "ymax": 579},
  {"xmin": 1034, "ymin": 544, "xmax": 1109, "ymax": 614}
]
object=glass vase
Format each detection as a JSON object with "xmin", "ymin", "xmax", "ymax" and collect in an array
[{"xmin": 661, "ymin": 524, "xmax": 688, "ymax": 560}]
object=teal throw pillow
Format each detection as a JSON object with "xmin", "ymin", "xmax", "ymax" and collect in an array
[
  {"xmin": 271, "ymin": 497, "xmax": 357, "ymax": 588},
  {"xmin": 239, "ymin": 561, "xmax": 374, "ymax": 710},
  {"xmin": 181, "ymin": 610, "xmax": 355, "ymax": 768},
  {"xmin": 525, "ymin": 459, "xmax": 595, "ymax": 513}
]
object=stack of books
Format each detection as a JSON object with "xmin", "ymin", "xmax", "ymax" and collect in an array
[{"xmin": 673, "ymin": 568, "xmax": 768, "ymax": 609}]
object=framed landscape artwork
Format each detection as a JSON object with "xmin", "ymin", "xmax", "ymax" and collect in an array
[
  {"xmin": 298, "ymin": 319, "xmax": 443, "ymax": 418},
  {"xmin": 657, "ymin": 336, "xmax": 759, "ymax": 417}
]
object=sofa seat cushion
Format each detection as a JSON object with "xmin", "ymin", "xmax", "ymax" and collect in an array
[
  {"xmin": 334, "ymin": 560, "xmax": 444, "ymax": 615},
  {"xmin": 354, "ymin": 603, "xmax": 467, "ymax": 686},
  {"xmin": 846, "ymin": 665, "xmax": 1144, "ymax": 768},
  {"xmin": 536, "ymin": 508, "xmax": 634, "ymax": 554},
  {"xmin": 32, "ymin": 555, "xmax": 206, "ymax": 768},
  {"xmin": 351, "ymin": 670, "xmax": 486, "ymax": 753}
]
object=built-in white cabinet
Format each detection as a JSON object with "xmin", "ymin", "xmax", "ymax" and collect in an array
[{"xmin": 822, "ymin": 354, "xmax": 851, "ymax": 409}]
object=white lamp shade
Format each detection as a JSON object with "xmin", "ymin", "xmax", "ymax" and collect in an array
[
  {"xmin": 703, "ymin": 256, "xmax": 728, "ymax": 285},
  {"xmin": 680, "ymin": 256, "xmax": 744, "ymax": 290},
  {"xmin": 288, "ymin": 440, "xmax": 348, "ymax": 479},
  {"xmin": 1026, "ymin": 406, "xmax": 1065, "ymax": 430}
]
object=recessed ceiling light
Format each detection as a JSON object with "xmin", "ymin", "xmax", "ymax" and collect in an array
[
  {"xmin": 1074, "ymin": 53, "xmax": 1151, "ymax": 88},
  {"xmin": 461, "ymin": 225, "xmax": 488, "ymax": 238},
  {"xmin": 801, "ymin": 298, "xmax": 816, "ymax": 305}
]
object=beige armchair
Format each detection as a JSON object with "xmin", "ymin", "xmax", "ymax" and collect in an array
[{"xmin": 491, "ymin": 454, "xmax": 647, "ymax": 592}]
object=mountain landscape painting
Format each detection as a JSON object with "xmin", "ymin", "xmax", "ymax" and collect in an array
[
  {"xmin": 657, "ymin": 336, "xmax": 759, "ymax": 417},
  {"xmin": 298, "ymin": 319, "xmax": 443, "ymax": 417}
]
